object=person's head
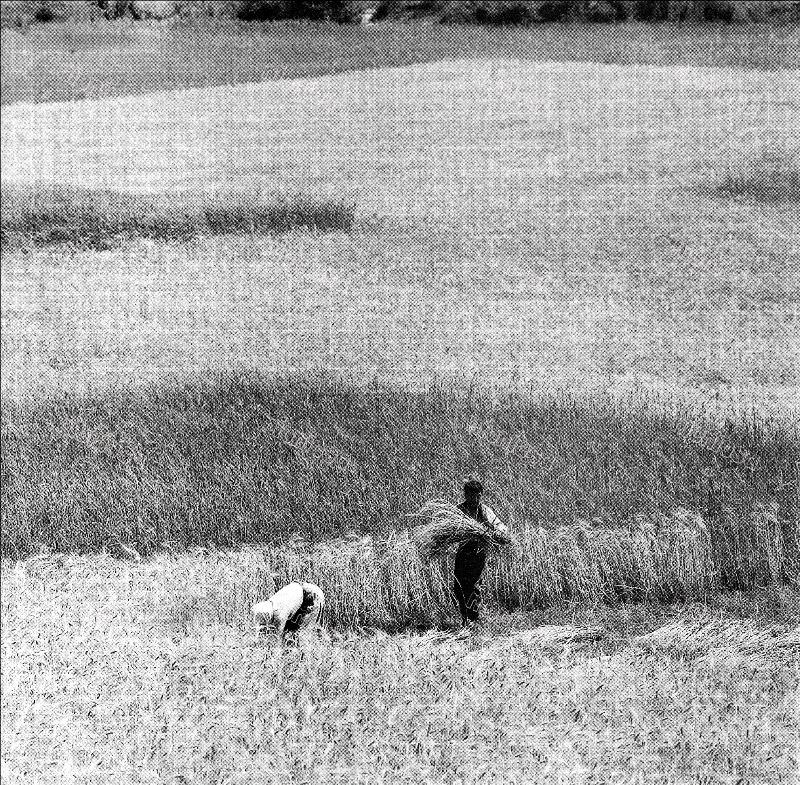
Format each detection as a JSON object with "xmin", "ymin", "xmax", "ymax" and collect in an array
[{"xmin": 463, "ymin": 476, "xmax": 483, "ymax": 504}]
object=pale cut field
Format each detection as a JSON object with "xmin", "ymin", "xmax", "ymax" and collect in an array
[
  {"xmin": 1, "ymin": 553, "xmax": 798, "ymax": 785},
  {"xmin": 2, "ymin": 60, "xmax": 799, "ymax": 404}
]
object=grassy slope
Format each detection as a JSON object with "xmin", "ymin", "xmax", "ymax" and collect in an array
[
  {"xmin": 2, "ymin": 20, "xmax": 799, "ymax": 106},
  {"xmin": 2, "ymin": 26, "xmax": 799, "ymax": 783},
  {"xmin": 2, "ymin": 58, "xmax": 798, "ymax": 397},
  {"xmin": 1, "ymin": 554, "xmax": 798, "ymax": 784}
]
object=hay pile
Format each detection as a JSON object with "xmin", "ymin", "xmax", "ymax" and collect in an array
[
  {"xmin": 409, "ymin": 499, "xmax": 512, "ymax": 559},
  {"xmin": 634, "ymin": 619, "xmax": 800, "ymax": 658}
]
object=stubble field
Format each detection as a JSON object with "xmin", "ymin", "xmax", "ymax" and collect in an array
[
  {"xmin": 1, "ymin": 20, "xmax": 799, "ymax": 785},
  {"xmin": 2, "ymin": 550, "xmax": 799, "ymax": 784}
]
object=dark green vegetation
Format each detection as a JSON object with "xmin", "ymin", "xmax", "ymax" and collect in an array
[
  {"xmin": 376, "ymin": 0, "xmax": 800, "ymax": 24},
  {"xmin": 3, "ymin": 375, "xmax": 797, "ymax": 594},
  {"xmin": 2, "ymin": 17, "xmax": 798, "ymax": 106},
  {"xmin": 3, "ymin": 0, "xmax": 798, "ymax": 27},
  {"xmin": 0, "ymin": 184, "xmax": 355, "ymax": 250}
]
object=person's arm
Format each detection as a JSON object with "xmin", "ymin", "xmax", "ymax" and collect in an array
[
  {"xmin": 481, "ymin": 503, "xmax": 500, "ymax": 527},
  {"xmin": 481, "ymin": 504, "xmax": 510, "ymax": 542}
]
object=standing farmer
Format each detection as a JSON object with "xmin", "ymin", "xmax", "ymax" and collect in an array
[{"xmin": 453, "ymin": 477, "xmax": 507, "ymax": 626}]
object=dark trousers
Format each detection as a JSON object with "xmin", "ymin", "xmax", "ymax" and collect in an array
[
  {"xmin": 453, "ymin": 542, "xmax": 487, "ymax": 624},
  {"xmin": 285, "ymin": 586, "xmax": 316, "ymax": 633}
]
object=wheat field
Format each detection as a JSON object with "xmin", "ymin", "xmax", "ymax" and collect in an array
[
  {"xmin": 2, "ymin": 56, "xmax": 799, "ymax": 400},
  {"xmin": 3, "ymin": 376, "xmax": 798, "ymax": 579},
  {"xmin": 2, "ymin": 20, "xmax": 800, "ymax": 785},
  {"xmin": 2, "ymin": 552, "xmax": 798, "ymax": 784}
]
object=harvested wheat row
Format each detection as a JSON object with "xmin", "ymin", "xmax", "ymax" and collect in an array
[
  {"xmin": 634, "ymin": 618, "xmax": 800, "ymax": 659},
  {"xmin": 157, "ymin": 507, "xmax": 785, "ymax": 632}
]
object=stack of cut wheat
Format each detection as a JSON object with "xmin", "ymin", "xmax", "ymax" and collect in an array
[{"xmin": 409, "ymin": 499, "xmax": 512, "ymax": 559}]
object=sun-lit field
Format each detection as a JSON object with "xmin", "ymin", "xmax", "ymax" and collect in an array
[
  {"xmin": 2, "ymin": 19, "xmax": 800, "ymax": 785},
  {"xmin": 2, "ymin": 57, "xmax": 799, "ymax": 401},
  {"xmin": 2, "ymin": 553, "xmax": 798, "ymax": 784}
]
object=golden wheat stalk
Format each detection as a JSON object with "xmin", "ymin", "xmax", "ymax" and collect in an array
[{"xmin": 408, "ymin": 499, "xmax": 511, "ymax": 559}]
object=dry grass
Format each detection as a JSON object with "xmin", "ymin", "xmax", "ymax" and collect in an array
[
  {"xmin": 2, "ymin": 552, "xmax": 798, "ymax": 784},
  {"xmin": 633, "ymin": 616, "xmax": 800, "ymax": 658}
]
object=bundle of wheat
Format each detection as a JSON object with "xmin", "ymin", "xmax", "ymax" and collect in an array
[{"xmin": 409, "ymin": 499, "xmax": 511, "ymax": 559}]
